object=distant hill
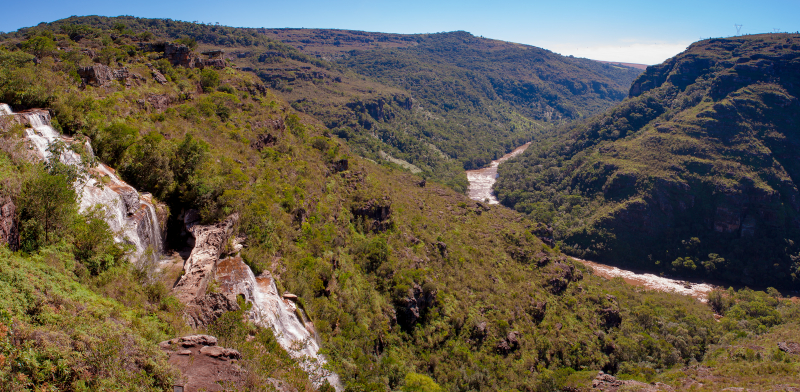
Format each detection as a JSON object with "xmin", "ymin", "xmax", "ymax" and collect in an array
[
  {"xmin": 594, "ymin": 60, "xmax": 649, "ymax": 70},
  {"xmin": 496, "ymin": 34, "xmax": 800, "ymax": 288}
]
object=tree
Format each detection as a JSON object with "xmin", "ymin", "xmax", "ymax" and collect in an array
[
  {"xmin": 199, "ymin": 69, "xmax": 220, "ymax": 92},
  {"xmin": 402, "ymin": 373, "xmax": 443, "ymax": 392},
  {"xmin": 18, "ymin": 169, "xmax": 77, "ymax": 251}
]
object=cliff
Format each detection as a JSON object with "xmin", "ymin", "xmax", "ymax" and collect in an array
[{"xmin": 496, "ymin": 34, "xmax": 800, "ymax": 287}]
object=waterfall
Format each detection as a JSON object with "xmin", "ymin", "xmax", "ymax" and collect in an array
[
  {"xmin": 4, "ymin": 105, "xmax": 164, "ymax": 262},
  {"xmin": 216, "ymin": 256, "xmax": 342, "ymax": 390}
]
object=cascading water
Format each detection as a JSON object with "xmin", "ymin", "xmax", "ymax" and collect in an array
[
  {"xmin": 216, "ymin": 256, "xmax": 342, "ymax": 390},
  {"xmin": 4, "ymin": 105, "xmax": 163, "ymax": 261}
]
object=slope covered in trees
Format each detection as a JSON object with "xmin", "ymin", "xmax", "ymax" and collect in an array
[
  {"xmin": 496, "ymin": 34, "xmax": 800, "ymax": 288},
  {"xmin": 0, "ymin": 18, "xmax": 798, "ymax": 391},
  {"xmin": 2, "ymin": 16, "xmax": 641, "ymax": 191}
]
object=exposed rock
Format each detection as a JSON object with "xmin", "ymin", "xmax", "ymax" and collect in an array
[
  {"xmin": 599, "ymin": 307, "xmax": 622, "ymax": 328},
  {"xmin": 161, "ymin": 334, "xmax": 246, "ymax": 391},
  {"xmin": 282, "ymin": 293, "xmax": 299, "ymax": 301},
  {"xmin": 417, "ymin": 179, "xmax": 426, "ymax": 188},
  {"xmin": 119, "ymin": 189, "xmax": 140, "ymax": 216},
  {"xmin": 591, "ymin": 371, "xmax": 669, "ymax": 391},
  {"xmin": 547, "ymin": 261, "xmax": 583, "ymax": 294},
  {"xmin": 78, "ymin": 64, "xmax": 129, "ymax": 87},
  {"xmin": 471, "ymin": 321, "xmax": 488, "ymax": 340},
  {"xmin": 778, "ymin": 341, "xmax": 800, "ymax": 355},
  {"xmin": 250, "ymin": 133, "xmax": 277, "ymax": 151},
  {"xmin": 173, "ymin": 212, "xmax": 240, "ymax": 327},
  {"xmin": 496, "ymin": 331, "xmax": 521, "ymax": 354},
  {"xmin": 394, "ymin": 282, "xmax": 437, "ymax": 330},
  {"xmin": 0, "ymin": 196, "xmax": 18, "ymax": 251},
  {"xmin": 435, "ymin": 241, "xmax": 448, "ymax": 258},
  {"xmin": 351, "ymin": 197, "xmax": 392, "ymax": 232},
  {"xmin": 331, "ymin": 159, "xmax": 349, "ymax": 173},
  {"xmin": 200, "ymin": 58, "xmax": 227, "ymax": 69},
  {"xmin": 200, "ymin": 345, "xmax": 242, "ymax": 360},
  {"xmin": 165, "ymin": 43, "xmax": 197, "ymax": 68},
  {"xmin": 146, "ymin": 94, "xmax": 171, "ymax": 112},
  {"xmin": 151, "ymin": 69, "xmax": 168, "ymax": 85},
  {"xmin": 526, "ymin": 300, "xmax": 547, "ymax": 323}
]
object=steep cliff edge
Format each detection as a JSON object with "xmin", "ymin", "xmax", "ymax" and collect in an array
[{"xmin": 496, "ymin": 34, "xmax": 800, "ymax": 287}]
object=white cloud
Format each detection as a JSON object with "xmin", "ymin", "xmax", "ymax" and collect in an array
[{"xmin": 544, "ymin": 42, "xmax": 693, "ymax": 65}]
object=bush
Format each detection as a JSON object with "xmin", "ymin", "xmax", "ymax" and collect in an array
[{"xmin": 200, "ymin": 68, "xmax": 220, "ymax": 92}]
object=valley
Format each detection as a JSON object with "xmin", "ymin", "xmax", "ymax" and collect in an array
[{"xmin": 0, "ymin": 16, "xmax": 798, "ymax": 392}]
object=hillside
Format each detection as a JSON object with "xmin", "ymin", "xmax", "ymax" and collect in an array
[
  {"xmin": 496, "ymin": 34, "xmax": 800, "ymax": 288},
  {"xmin": 0, "ymin": 18, "xmax": 798, "ymax": 391},
  {"xmin": 4, "ymin": 16, "xmax": 642, "ymax": 191}
]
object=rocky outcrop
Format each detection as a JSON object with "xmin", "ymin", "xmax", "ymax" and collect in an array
[
  {"xmin": 0, "ymin": 196, "xmax": 18, "ymax": 250},
  {"xmin": 160, "ymin": 334, "xmax": 245, "ymax": 392},
  {"xmin": 778, "ymin": 341, "xmax": 800, "ymax": 355},
  {"xmin": 173, "ymin": 211, "xmax": 239, "ymax": 327},
  {"xmin": 394, "ymin": 282, "xmax": 437, "ymax": 330},
  {"xmin": 546, "ymin": 261, "xmax": 583, "ymax": 294},
  {"xmin": 146, "ymin": 94, "xmax": 171, "ymax": 112},
  {"xmin": 78, "ymin": 64, "xmax": 129, "ymax": 87},
  {"xmin": 591, "ymin": 371, "xmax": 672, "ymax": 391},
  {"xmin": 250, "ymin": 133, "xmax": 277, "ymax": 151},
  {"xmin": 351, "ymin": 197, "xmax": 392, "ymax": 232},
  {"xmin": 495, "ymin": 331, "xmax": 521, "ymax": 354},
  {"xmin": 165, "ymin": 43, "xmax": 197, "ymax": 68}
]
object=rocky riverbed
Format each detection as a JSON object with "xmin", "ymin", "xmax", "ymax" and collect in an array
[{"xmin": 466, "ymin": 142, "xmax": 530, "ymax": 204}]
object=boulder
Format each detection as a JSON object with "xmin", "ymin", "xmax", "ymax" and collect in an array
[
  {"xmin": 496, "ymin": 331, "xmax": 521, "ymax": 354},
  {"xmin": 200, "ymin": 345, "xmax": 242, "ymax": 360},
  {"xmin": 152, "ymin": 69, "xmax": 168, "ymax": 85},
  {"xmin": 164, "ymin": 43, "xmax": 197, "ymax": 68},
  {"xmin": 778, "ymin": 341, "xmax": 800, "ymax": 355},
  {"xmin": 77, "ymin": 64, "xmax": 130, "ymax": 87},
  {"xmin": 146, "ymin": 94, "xmax": 171, "ymax": 112}
]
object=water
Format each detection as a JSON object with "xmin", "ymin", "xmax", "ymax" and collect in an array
[
  {"xmin": 0, "ymin": 103, "xmax": 12, "ymax": 115},
  {"xmin": 10, "ymin": 106, "xmax": 163, "ymax": 261},
  {"xmin": 466, "ymin": 142, "xmax": 531, "ymax": 204},
  {"xmin": 216, "ymin": 256, "xmax": 342, "ymax": 390},
  {"xmin": 572, "ymin": 258, "xmax": 716, "ymax": 301}
]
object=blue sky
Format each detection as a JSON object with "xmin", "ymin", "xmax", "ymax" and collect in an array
[{"xmin": 1, "ymin": 0, "xmax": 798, "ymax": 64}]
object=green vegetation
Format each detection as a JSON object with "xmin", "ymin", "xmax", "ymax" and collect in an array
[
  {"xmin": 497, "ymin": 34, "xmax": 800, "ymax": 288},
  {"xmin": 0, "ymin": 17, "xmax": 797, "ymax": 391}
]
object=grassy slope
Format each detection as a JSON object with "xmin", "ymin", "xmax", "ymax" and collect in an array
[
  {"xmin": 0, "ymin": 20, "xmax": 797, "ymax": 391},
  {"xmin": 496, "ymin": 34, "xmax": 800, "ymax": 288}
]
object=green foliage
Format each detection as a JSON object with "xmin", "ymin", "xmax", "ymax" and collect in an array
[
  {"xmin": 200, "ymin": 68, "xmax": 221, "ymax": 92},
  {"xmin": 496, "ymin": 34, "xmax": 800, "ymax": 288},
  {"xmin": 18, "ymin": 168, "xmax": 77, "ymax": 251},
  {"xmin": 402, "ymin": 372, "xmax": 443, "ymax": 392}
]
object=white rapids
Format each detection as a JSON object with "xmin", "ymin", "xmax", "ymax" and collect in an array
[
  {"xmin": 573, "ymin": 258, "xmax": 717, "ymax": 302},
  {"xmin": 5, "ymin": 106, "xmax": 163, "ymax": 262},
  {"xmin": 466, "ymin": 142, "xmax": 531, "ymax": 204}
]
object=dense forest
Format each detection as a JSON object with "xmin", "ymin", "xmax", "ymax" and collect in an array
[
  {"xmin": 496, "ymin": 34, "xmax": 800, "ymax": 289},
  {"xmin": 0, "ymin": 16, "xmax": 798, "ymax": 391}
]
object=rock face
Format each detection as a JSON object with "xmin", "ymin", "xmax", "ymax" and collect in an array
[
  {"xmin": 495, "ymin": 331, "xmax": 521, "ymax": 354},
  {"xmin": 160, "ymin": 334, "xmax": 245, "ymax": 392},
  {"xmin": 77, "ymin": 64, "xmax": 129, "ymax": 87},
  {"xmin": 0, "ymin": 196, "xmax": 18, "ymax": 250},
  {"xmin": 172, "ymin": 211, "xmax": 240, "ymax": 327},
  {"xmin": 351, "ymin": 197, "xmax": 392, "ymax": 232},
  {"xmin": 165, "ymin": 43, "xmax": 197, "ymax": 68},
  {"xmin": 778, "ymin": 341, "xmax": 800, "ymax": 355},
  {"xmin": 495, "ymin": 34, "xmax": 800, "ymax": 288},
  {"xmin": 394, "ymin": 282, "xmax": 437, "ymax": 330}
]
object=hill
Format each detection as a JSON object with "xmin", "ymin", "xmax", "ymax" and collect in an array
[
  {"xmin": 3, "ymin": 16, "xmax": 642, "ymax": 191},
  {"xmin": 496, "ymin": 34, "xmax": 800, "ymax": 288},
  {"xmin": 0, "ymin": 17, "xmax": 798, "ymax": 391}
]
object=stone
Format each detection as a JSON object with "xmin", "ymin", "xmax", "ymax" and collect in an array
[
  {"xmin": 351, "ymin": 197, "xmax": 392, "ymax": 233},
  {"xmin": 496, "ymin": 331, "xmax": 521, "ymax": 354},
  {"xmin": 177, "ymin": 350, "xmax": 192, "ymax": 355},
  {"xmin": 164, "ymin": 43, "xmax": 197, "ymax": 68},
  {"xmin": 78, "ymin": 64, "xmax": 115, "ymax": 87},
  {"xmin": 394, "ymin": 282, "xmax": 437, "ymax": 331},
  {"xmin": 152, "ymin": 69, "xmax": 168, "ymax": 85},
  {"xmin": 119, "ymin": 189, "xmax": 140, "ymax": 216},
  {"xmin": 172, "ymin": 213, "xmax": 240, "ymax": 328},
  {"xmin": 178, "ymin": 334, "xmax": 218, "ymax": 348},
  {"xmin": 282, "ymin": 293, "xmax": 299, "ymax": 301},
  {"xmin": 778, "ymin": 341, "xmax": 800, "ymax": 355},
  {"xmin": 146, "ymin": 94, "xmax": 171, "ymax": 112},
  {"xmin": 250, "ymin": 133, "xmax": 277, "ymax": 151},
  {"xmin": 200, "ymin": 345, "xmax": 242, "ymax": 360}
]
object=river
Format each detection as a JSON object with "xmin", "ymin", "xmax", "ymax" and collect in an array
[
  {"xmin": 464, "ymin": 142, "xmax": 718, "ymax": 302},
  {"xmin": 466, "ymin": 142, "xmax": 531, "ymax": 204}
]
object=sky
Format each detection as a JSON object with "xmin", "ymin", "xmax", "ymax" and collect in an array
[{"xmin": 1, "ymin": 1, "xmax": 799, "ymax": 64}]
